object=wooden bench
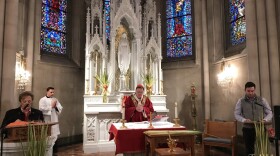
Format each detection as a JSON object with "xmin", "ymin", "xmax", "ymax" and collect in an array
[{"xmin": 202, "ymin": 120, "xmax": 237, "ymax": 156}]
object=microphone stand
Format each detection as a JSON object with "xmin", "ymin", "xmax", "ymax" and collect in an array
[
  {"xmin": 0, "ymin": 127, "xmax": 5, "ymax": 156},
  {"xmin": 275, "ymin": 136, "xmax": 279, "ymax": 156},
  {"xmin": 254, "ymin": 102, "xmax": 273, "ymax": 112}
]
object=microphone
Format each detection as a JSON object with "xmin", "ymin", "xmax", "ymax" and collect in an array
[
  {"xmin": 255, "ymin": 101, "xmax": 273, "ymax": 112},
  {"xmin": 254, "ymin": 102, "xmax": 263, "ymax": 107},
  {"xmin": 24, "ymin": 104, "xmax": 29, "ymax": 110}
]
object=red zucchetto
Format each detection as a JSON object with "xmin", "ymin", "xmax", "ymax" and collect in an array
[{"xmin": 136, "ymin": 84, "xmax": 144, "ymax": 90}]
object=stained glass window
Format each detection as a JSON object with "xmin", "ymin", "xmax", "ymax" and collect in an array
[
  {"xmin": 104, "ymin": 0, "xmax": 111, "ymax": 40},
  {"xmin": 40, "ymin": 0, "xmax": 67, "ymax": 54},
  {"xmin": 228, "ymin": 0, "xmax": 246, "ymax": 46},
  {"xmin": 166, "ymin": 0, "xmax": 193, "ymax": 58}
]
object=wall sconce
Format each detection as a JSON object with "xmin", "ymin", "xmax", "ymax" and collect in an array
[
  {"xmin": 15, "ymin": 51, "xmax": 30, "ymax": 90},
  {"xmin": 217, "ymin": 61, "xmax": 237, "ymax": 87}
]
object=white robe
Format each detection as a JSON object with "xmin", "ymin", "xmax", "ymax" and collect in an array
[{"xmin": 39, "ymin": 96, "xmax": 63, "ymax": 136}]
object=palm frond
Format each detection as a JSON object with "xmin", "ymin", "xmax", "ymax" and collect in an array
[
  {"xmin": 22, "ymin": 124, "xmax": 49, "ymax": 156},
  {"xmin": 254, "ymin": 115, "xmax": 270, "ymax": 155},
  {"xmin": 95, "ymin": 72, "xmax": 111, "ymax": 86},
  {"xmin": 142, "ymin": 72, "xmax": 154, "ymax": 86}
]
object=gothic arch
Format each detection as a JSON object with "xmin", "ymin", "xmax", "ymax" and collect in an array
[
  {"xmin": 88, "ymin": 34, "xmax": 105, "ymax": 56},
  {"xmin": 145, "ymin": 38, "xmax": 160, "ymax": 57},
  {"xmin": 112, "ymin": 0, "xmax": 141, "ymax": 38}
]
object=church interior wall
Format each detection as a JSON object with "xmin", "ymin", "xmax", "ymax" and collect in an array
[
  {"xmin": 207, "ymin": 0, "xmax": 280, "ymax": 138},
  {"xmin": 0, "ymin": 0, "xmax": 86, "ymax": 145},
  {"xmin": 277, "ymin": 0, "xmax": 280, "ymax": 59},
  {"xmin": 0, "ymin": 0, "xmax": 19, "ymax": 121},
  {"xmin": 31, "ymin": 0, "xmax": 86, "ymax": 145},
  {"xmin": 206, "ymin": 0, "xmax": 245, "ymax": 124},
  {"xmin": 161, "ymin": 0, "xmax": 205, "ymax": 131},
  {"xmin": 0, "ymin": 0, "xmax": 280, "ymax": 150},
  {"xmin": 163, "ymin": 67, "xmax": 204, "ymax": 130},
  {"xmin": 32, "ymin": 63, "xmax": 84, "ymax": 138},
  {"xmin": 0, "ymin": 0, "xmax": 5, "ymax": 105}
]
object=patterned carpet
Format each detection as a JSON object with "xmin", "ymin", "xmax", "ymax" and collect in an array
[{"xmin": 55, "ymin": 143, "xmax": 231, "ymax": 156}]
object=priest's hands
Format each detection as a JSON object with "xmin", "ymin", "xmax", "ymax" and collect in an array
[
  {"xmin": 51, "ymin": 99, "xmax": 57, "ymax": 108},
  {"xmin": 136, "ymin": 105, "xmax": 144, "ymax": 112}
]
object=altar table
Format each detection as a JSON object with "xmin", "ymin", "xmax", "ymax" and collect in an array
[
  {"xmin": 144, "ymin": 130, "xmax": 201, "ymax": 156},
  {"xmin": 109, "ymin": 122, "xmax": 186, "ymax": 155}
]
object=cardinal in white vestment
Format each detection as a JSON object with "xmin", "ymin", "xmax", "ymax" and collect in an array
[{"xmin": 39, "ymin": 87, "xmax": 63, "ymax": 155}]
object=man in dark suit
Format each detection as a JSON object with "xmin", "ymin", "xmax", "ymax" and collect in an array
[{"xmin": 1, "ymin": 91, "xmax": 44, "ymax": 129}]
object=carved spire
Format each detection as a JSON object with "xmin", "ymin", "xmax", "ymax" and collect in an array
[{"xmin": 95, "ymin": 25, "xmax": 99, "ymax": 34}]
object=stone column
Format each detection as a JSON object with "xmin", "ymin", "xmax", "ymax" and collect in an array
[
  {"xmin": 102, "ymin": 55, "xmax": 106, "ymax": 74},
  {"xmin": 1, "ymin": 0, "xmax": 19, "ymax": 119},
  {"xmin": 143, "ymin": 56, "xmax": 147, "ymax": 75},
  {"xmin": 25, "ymin": 0, "xmax": 36, "ymax": 91},
  {"xmin": 158, "ymin": 57, "xmax": 162, "ymax": 94},
  {"xmin": 131, "ymin": 40, "xmax": 137, "ymax": 89},
  {"xmin": 0, "ymin": 0, "xmax": 5, "ymax": 100},
  {"xmin": 135, "ymin": 36, "xmax": 141, "ymax": 85},
  {"xmin": 202, "ymin": 0, "xmax": 210, "ymax": 119},
  {"xmin": 245, "ymin": 0, "xmax": 261, "ymax": 92},
  {"xmin": 110, "ymin": 34, "xmax": 116, "ymax": 94},
  {"xmin": 255, "ymin": 0, "xmax": 271, "ymax": 101},
  {"xmin": 154, "ymin": 58, "xmax": 158, "ymax": 95},
  {"xmin": 265, "ymin": 0, "xmax": 280, "ymax": 106},
  {"xmin": 85, "ymin": 55, "xmax": 90, "ymax": 94}
]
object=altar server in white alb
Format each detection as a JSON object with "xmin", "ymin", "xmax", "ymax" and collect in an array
[{"xmin": 39, "ymin": 87, "xmax": 63, "ymax": 153}]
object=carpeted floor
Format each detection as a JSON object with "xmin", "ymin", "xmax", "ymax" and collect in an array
[{"xmin": 55, "ymin": 143, "xmax": 232, "ymax": 156}]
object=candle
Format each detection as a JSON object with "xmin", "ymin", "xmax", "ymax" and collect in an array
[
  {"xmin": 175, "ymin": 102, "xmax": 178, "ymax": 118},
  {"xmin": 122, "ymin": 107, "xmax": 125, "ymax": 119}
]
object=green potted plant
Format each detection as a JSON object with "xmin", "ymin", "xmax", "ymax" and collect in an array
[
  {"xmin": 95, "ymin": 72, "xmax": 110, "ymax": 103},
  {"xmin": 22, "ymin": 124, "xmax": 49, "ymax": 156},
  {"xmin": 254, "ymin": 120, "xmax": 271, "ymax": 155},
  {"xmin": 142, "ymin": 71, "xmax": 154, "ymax": 98}
]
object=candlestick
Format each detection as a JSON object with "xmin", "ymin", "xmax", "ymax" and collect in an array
[
  {"xmin": 122, "ymin": 107, "xmax": 125, "ymax": 119},
  {"xmin": 173, "ymin": 118, "xmax": 181, "ymax": 127},
  {"xmin": 175, "ymin": 102, "xmax": 178, "ymax": 118},
  {"xmin": 148, "ymin": 112, "xmax": 154, "ymax": 129},
  {"xmin": 120, "ymin": 119, "xmax": 127, "ymax": 129}
]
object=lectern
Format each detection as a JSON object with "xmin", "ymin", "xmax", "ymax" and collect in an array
[
  {"xmin": 4, "ymin": 122, "xmax": 57, "ymax": 142},
  {"xmin": 0, "ymin": 122, "xmax": 57, "ymax": 156}
]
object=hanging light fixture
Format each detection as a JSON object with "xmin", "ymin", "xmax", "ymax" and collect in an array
[
  {"xmin": 217, "ymin": 61, "xmax": 237, "ymax": 87},
  {"xmin": 15, "ymin": 51, "xmax": 30, "ymax": 90}
]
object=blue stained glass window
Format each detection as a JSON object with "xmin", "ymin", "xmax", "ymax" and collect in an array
[
  {"xmin": 228, "ymin": 0, "xmax": 246, "ymax": 46},
  {"xmin": 166, "ymin": 0, "xmax": 193, "ymax": 58},
  {"xmin": 41, "ymin": 0, "xmax": 67, "ymax": 54},
  {"xmin": 105, "ymin": 0, "xmax": 111, "ymax": 40}
]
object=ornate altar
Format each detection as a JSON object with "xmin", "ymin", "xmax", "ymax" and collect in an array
[{"xmin": 83, "ymin": 0, "xmax": 168, "ymax": 154}]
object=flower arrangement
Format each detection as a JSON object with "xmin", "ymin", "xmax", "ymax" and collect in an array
[
  {"xmin": 95, "ymin": 72, "xmax": 110, "ymax": 103},
  {"xmin": 142, "ymin": 71, "xmax": 154, "ymax": 97}
]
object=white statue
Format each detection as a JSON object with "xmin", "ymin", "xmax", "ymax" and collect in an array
[{"xmin": 118, "ymin": 33, "xmax": 131, "ymax": 90}]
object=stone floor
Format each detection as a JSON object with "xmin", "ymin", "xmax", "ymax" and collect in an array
[{"xmin": 55, "ymin": 143, "xmax": 232, "ymax": 156}]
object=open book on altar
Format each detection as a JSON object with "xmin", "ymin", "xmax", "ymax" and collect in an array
[
  {"xmin": 4, "ymin": 121, "xmax": 58, "ymax": 142},
  {"xmin": 152, "ymin": 115, "xmax": 169, "ymax": 122}
]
